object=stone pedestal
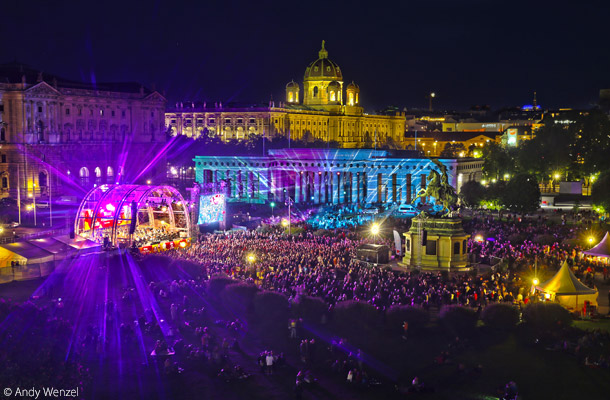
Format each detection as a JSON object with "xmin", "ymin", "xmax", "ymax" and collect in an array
[{"xmin": 402, "ymin": 216, "xmax": 469, "ymax": 270}]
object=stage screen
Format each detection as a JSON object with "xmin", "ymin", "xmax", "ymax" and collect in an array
[{"xmin": 198, "ymin": 194, "xmax": 226, "ymax": 224}]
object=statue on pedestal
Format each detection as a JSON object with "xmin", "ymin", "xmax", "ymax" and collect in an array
[{"xmin": 413, "ymin": 158, "xmax": 458, "ymax": 217}]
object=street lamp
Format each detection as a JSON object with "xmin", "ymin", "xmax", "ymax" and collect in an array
[
  {"xmin": 428, "ymin": 92, "xmax": 436, "ymax": 111},
  {"xmin": 270, "ymin": 201, "xmax": 276, "ymax": 217},
  {"xmin": 371, "ymin": 222, "xmax": 380, "ymax": 236},
  {"xmin": 533, "ymin": 278, "xmax": 539, "ymax": 286},
  {"xmin": 246, "ymin": 253, "xmax": 256, "ymax": 264}
]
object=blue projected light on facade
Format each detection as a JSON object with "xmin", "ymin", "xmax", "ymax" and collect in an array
[{"xmin": 198, "ymin": 194, "xmax": 226, "ymax": 224}]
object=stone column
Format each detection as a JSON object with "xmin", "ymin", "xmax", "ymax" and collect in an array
[
  {"xmin": 295, "ymin": 172, "xmax": 301, "ymax": 203},
  {"xmin": 313, "ymin": 171, "xmax": 320, "ymax": 204},
  {"xmin": 351, "ymin": 172, "xmax": 358, "ymax": 204},
  {"xmin": 332, "ymin": 172, "xmax": 339, "ymax": 204},
  {"xmin": 366, "ymin": 171, "xmax": 378, "ymax": 204}
]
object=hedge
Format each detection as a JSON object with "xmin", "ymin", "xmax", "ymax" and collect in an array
[
  {"xmin": 522, "ymin": 302, "xmax": 572, "ymax": 331},
  {"xmin": 292, "ymin": 295, "xmax": 327, "ymax": 324},
  {"xmin": 481, "ymin": 303, "xmax": 519, "ymax": 331},
  {"xmin": 221, "ymin": 282, "xmax": 260, "ymax": 319},
  {"xmin": 439, "ymin": 305, "xmax": 478, "ymax": 336}
]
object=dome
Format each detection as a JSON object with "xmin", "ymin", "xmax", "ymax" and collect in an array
[
  {"xmin": 347, "ymin": 81, "xmax": 359, "ymax": 90},
  {"xmin": 304, "ymin": 41, "xmax": 343, "ymax": 81},
  {"xmin": 286, "ymin": 80, "xmax": 299, "ymax": 89}
]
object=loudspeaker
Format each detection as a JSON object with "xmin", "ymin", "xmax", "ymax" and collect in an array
[
  {"xmin": 421, "ymin": 230, "xmax": 427, "ymax": 246},
  {"xmin": 129, "ymin": 200, "xmax": 138, "ymax": 234}
]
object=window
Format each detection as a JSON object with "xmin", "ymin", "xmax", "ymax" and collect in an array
[
  {"xmin": 38, "ymin": 106, "xmax": 43, "ymax": 113},
  {"xmin": 225, "ymin": 118, "xmax": 231, "ymax": 124},
  {"xmin": 1, "ymin": 154, "xmax": 6, "ymax": 163},
  {"xmin": 454, "ymin": 242, "xmax": 460, "ymax": 255},
  {"xmin": 111, "ymin": 110, "xmax": 115, "ymax": 117},
  {"xmin": 151, "ymin": 111, "xmax": 154, "ymax": 117},
  {"xmin": 100, "ymin": 109, "xmax": 104, "ymax": 116},
  {"xmin": 249, "ymin": 118, "xmax": 255, "ymax": 124},
  {"xmin": 209, "ymin": 118, "xmax": 215, "ymax": 124},
  {"xmin": 313, "ymin": 86, "xmax": 318, "ymax": 97},
  {"xmin": 121, "ymin": 110, "xmax": 126, "ymax": 118},
  {"xmin": 171, "ymin": 119, "xmax": 176, "ymax": 124},
  {"xmin": 78, "ymin": 108, "xmax": 82, "ymax": 116},
  {"xmin": 406, "ymin": 239, "xmax": 411, "ymax": 252},
  {"xmin": 425, "ymin": 240, "xmax": 437, "ymax": 256},
  {"xmin": 0, "ymin": 128, "xmax": 5, "ymax": 141},
  {"xmin": 237, "ymin": 118, "xmax": 243, "ymax": 124},
  {"xmin": 65, "ymin": 108, "xmax": 70, "ymax": 116},
  {"xmin": 275, "ymin": 119, "xmax": 278, "ymax": 124},
  {"xmin": 197, "ymin": 119, "xmax": 204, "ymax": 124},
  {"xmin": 1, "ymin": 177, "xmax": 7, "ymax": 189}
]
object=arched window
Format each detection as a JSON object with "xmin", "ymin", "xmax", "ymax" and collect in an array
[
  {"xmin": 107, "ymin": 166, "xmax": 114, "ymax": 177},
  {"xmin": 288, "ymin": 92, "xmax": 293, "ymax": 102},
  {"xmin": 348, "ymin": 92, "xmax": 354, "ymax": 106},
  {"xmin": 330, "ymin": 91, "xmax": 336, "ymax": 101},
  {"xmin": 1, "ymin": 176, "xmax": 8, "ymax": 189},
  {"xmin": 95, "ymin": 167, "xmax": 102, "ymax": 178},
  {"xmin": 355, "ymin": 93, "xmax": 359, "ymax": 104},
  {"xmin": 79, "ymin": 167, "xmax": 89, "ymax": 186},
  {"xmin": 38, "ymin": 171, "xmax": 48, "ymax": 187},
  {"xmin": 313, "ymin": 86, "xmax": 318, "ymax": 98},
  {"xmin": 0, "ymin": 127, "xmax": 5, "ymax": 141}
]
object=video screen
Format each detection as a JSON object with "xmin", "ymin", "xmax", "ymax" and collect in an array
[{"xmin": 198, "ymin": 194, "xmax": 226, "ymax": 224}]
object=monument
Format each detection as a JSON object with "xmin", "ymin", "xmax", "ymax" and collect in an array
[{"xmin": 402, "ymin": 159, "xmax": 469, "ymax": 270}]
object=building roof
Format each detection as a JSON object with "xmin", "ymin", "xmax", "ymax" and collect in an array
[
  {"xmin": 0, "ymin": 61, "xmax": 153, "ymax": 94},
  {"xmin": 404, "ymin": 131, "xmax": 501, "ymax": 141}
]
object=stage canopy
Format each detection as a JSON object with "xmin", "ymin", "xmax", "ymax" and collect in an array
[
  {"xmin": 582, "ymin": 232, "xmax": 610, "ymax": 259},
  {"xmin": 75, "ymin": 184, "xmax": 191, "ymax": 247},
  {"xmin": 536, "ymin": 260, "xmax": 598, "ymax": 309}
]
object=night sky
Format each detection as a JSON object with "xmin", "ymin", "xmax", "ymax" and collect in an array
[{"xmin": 2, "ymin": 0, "xmax": 609, "ymax": 112}]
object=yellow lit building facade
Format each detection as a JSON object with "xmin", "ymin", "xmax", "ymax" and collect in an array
[{"xmin": 165, "ymin": 42, "xmax": 405, "ymax": 148}]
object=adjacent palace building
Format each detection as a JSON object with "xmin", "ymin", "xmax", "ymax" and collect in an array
[
  {"xmin": 0, "ymin": 62, "xmax": 167, "ymax": 201},
  {"xmin": 165, "ymin": 41, "xmax": 405, "ymax": 148}
]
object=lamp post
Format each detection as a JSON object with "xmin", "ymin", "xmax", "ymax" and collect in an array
[
  {"xmin": 270, "ymin": 201, "xmax": 276, "ymax": 217},
  {"xmin": 428, "ymin": 92, "xmax": 435, "ymax": 112},
  {"xmin": 33, "ymin": 183, "xmax": 37, "ymax": 226}
]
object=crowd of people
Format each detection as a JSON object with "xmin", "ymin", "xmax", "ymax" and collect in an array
[{"xmin": 133, "ymin": 225, "xmax": 181, "ymax": 247}]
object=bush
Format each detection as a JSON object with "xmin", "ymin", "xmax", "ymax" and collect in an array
[
  {"xmin": 481, "ymin": 303, "xmax": 519, "ymax": 331},
  {"xmin": 253, "ymin": 291, "xmax": 290, "ymax": 325},
  {"xmin": 207, "ymin": 275, "xmax": 237, "ymax": 300},
  {"xmin": 385, "ymin": 305, "xmax": 429, "ymax": 334},
  {"xmin": 523, "ymin": 302, "xmax": 572, "ymax": 331},
  {"xmin": 333, "ymin": 300, "xmax": 380, "ymax": 331},
  {"xmin": 293, "ymin": 295, "xmax": 327, "ymax": 324},
  {"xmin": 439, "ymin": 305, "xmax": 478, "ymax": 336},
  {"xmin": 221, "ymin": 282, "xmax": 260, "ymax": 319}
]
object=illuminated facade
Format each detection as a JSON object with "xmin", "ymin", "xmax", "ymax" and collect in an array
[
  {"xmin": 166, "ymin": 42, "xmax": 405, "ymax": 148},
  {"xmin": 0, "ymin": 62, "xmax": 167, "ymax": 201},
  {"xmin": 193, "ymin": 148, "xmax": 482, "ymax": 206}
]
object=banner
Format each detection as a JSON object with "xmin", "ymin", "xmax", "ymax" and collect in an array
[{"xmin": 393, "ymin": 230, "xmax": 403, "ymax": 256}]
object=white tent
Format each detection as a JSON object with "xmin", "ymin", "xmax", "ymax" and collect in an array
[
  {"xmin": 582, "ymin": 232, "xmax": 610, "ymax": 261},
  {"xmin": 536, "ymin": 260, "xmax": 598, "ymax": 310}
]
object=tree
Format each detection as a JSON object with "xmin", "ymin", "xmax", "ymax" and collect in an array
[
  {"xmin": 481, "ymin": 181, "xmax": 507, "ymax": 212},
  {"xmin": 481, "ymin": 142, "xmax": 514, "ymax": 180},
  {"xmin": 502, "ymin": 174, "xmax": 540, "ymax": 215},
  {"xmin": 459, "ymin": 180, "xmax": 485, "ymax": 208},
  {"xmin": 440, "ymin": 142, "xmax": 466, "ymax": 158},
  {"xmin": 591, "ymin": 171, "xmax": 610, "ymax": 216}
]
